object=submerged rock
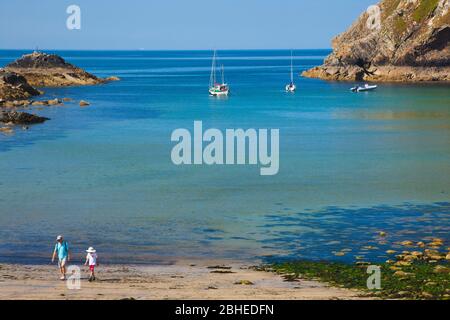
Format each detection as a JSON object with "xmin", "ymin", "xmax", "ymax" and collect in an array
[
  {"xmin": 30, "ymin": 99, "xmax": 63, "ymax": 106},
  {"xmin": 393, "ymin": 270, "xmax": 412, "ymax": 277},
  {"xmin": 46, "ymin": 98, "xmax": 61, "ymax": 105},
  {"xmin": 433, "ymin": 265, "xmax": 450, "ymax": 274},
  {"xmin": 105, "ymin": 76, "xmax": 120, "ymax": 81},
  {"xmin": 79, "ymin": 100, "xmax": 90, "ymax": 107},
  {"xmin": 0, "ymin": 111, "xmax": 49, "ymax": 124},
  {"xmin": 0, "ymin": 126, "xmax": 14, "ymax": 134},
  {"xmin": 31, "ymin": 100, "xmax": 48, "ymax": 106},
  {"xmin": 410, "ymin": 251, "xmax": 424, "ymax": 257}
]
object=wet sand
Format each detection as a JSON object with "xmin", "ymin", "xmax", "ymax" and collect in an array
[{"xmin": 0, "ymin": 260, "xmax": 368, "ymax": 300}]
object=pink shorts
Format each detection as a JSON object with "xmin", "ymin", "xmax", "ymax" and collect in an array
[{"xmin": 89, "ymin": 265, "xmax": 95, "ymax": 271}]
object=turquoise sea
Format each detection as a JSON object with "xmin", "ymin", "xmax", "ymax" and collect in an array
[{"xmin": 0, "ymin": 50, "xmax": 449, "ymax": 264}]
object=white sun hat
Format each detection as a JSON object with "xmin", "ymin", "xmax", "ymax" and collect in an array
[
  {"xmin": 56, "ymin": 235, "xmax": 63, "ymax": 241},
  {"xmin": 86, "ymin": 247, "xmax": 96, "ymax": 253}
]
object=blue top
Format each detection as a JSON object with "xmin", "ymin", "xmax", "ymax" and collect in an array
[{"xmin": 54, "ymin": 241, "xmax": 69, "ymax": 260}]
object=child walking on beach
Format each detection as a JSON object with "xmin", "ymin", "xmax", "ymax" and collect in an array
[{"xmin": 84, "ymin": 247, "xmax": 98, "ymax": 282}]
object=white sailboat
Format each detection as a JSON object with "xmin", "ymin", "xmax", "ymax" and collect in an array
[
  {"xmin": 285, "ymin": 50, "xmax": 296, "ymax": 92},
  {"xmin": 209, "ymin": 50, "xmax": 229, "ymax": 96}
]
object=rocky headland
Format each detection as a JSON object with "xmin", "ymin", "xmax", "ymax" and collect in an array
[
  {"xmin": 0, "ymin": 51, "xmax": 119, "ymax": 132},
  {"xmin": 3, "ymin": 51, "xmax": 117, "ymax": 87},
  {"xmin": 303, "ymin": 0, "xmax": 450, "ymax": 82},
  {"xmin": 0, "ymin": 51, "xmax": 120, "ymax": 105}
]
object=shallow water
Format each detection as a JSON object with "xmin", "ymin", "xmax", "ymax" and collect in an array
[{"xmin": 0, "ymin": 50, "xmax": 449, "ymax": 264}]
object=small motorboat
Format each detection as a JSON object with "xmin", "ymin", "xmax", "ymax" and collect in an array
[{"xmin": 350, "ymin": 84, "xmax": 378, "ymax": 92}]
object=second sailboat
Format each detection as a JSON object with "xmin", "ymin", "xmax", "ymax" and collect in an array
[
  {"xmin": 285, "ymin": 50, "xmax": 296, "ymax": 92},
  {"xmin": 209, "ymin": 50, "xmax": 230, "ymax": 96}
]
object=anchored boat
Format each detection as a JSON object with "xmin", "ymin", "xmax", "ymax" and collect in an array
[
  {"xmin": 350, "ymin": 84, "xmax": 378, "ymax": 92},
  {"xmin": 209, "ymin": 50, "xmax": 229, "ymax": 96},
  {"xmin": 285, "ymin": 50, "xmax": 296, "ymax": 92}
]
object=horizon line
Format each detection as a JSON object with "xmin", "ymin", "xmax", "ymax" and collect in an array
[{"xmin": 0, "ymin": 48, "xmax": 333, "ymax": 52}]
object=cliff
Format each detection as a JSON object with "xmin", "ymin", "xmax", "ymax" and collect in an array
[{"xmin": 303, "ymin": 0, "xmax": 450, "ymax": 82}]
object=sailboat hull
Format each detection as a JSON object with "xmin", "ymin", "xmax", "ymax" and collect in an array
[
  {"xmin": 285, "ymin": 84, "xmax": 296, "ymax": 92},
  {"xmin": 209, "ymin": 88, "xmax": 229, "ymax": 96}
]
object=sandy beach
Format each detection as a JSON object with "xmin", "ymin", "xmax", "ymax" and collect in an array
[{"xmin": 0, "ymin": 260, "xmax": 368, "ymax": 300}]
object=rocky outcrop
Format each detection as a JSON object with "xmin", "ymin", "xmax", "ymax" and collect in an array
[
  {"xmin": 303, "ymin": 0, "xmax": 450, "ymax": 82},
  {"xmin": 0, "ymin": 52, "xmax": 118, "ymax": 128},
  {"xmin": 31, "ymin": 98, "xmax": 63, "ymax": 106},
  {"xmin": 4, "ymin": 51, "xmax": 111, "ymax": 87},
  {"xmin": 0, "ymin": 111, "xmax": 49, "ymax": 124},
  {"xmin": 0, "ymin": 70, "xmax": 41, "ymax": 102},
  {"xmin": 104, "ymin": 76, "xmax": 120, "ymax": 81},
  {"xmin": 79, "ymin": 100, "xmax": 90, "ymax": 107}
]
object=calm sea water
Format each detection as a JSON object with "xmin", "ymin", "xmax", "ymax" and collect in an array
[{"xmin": 0, "ymin": 50, "xmax": 449, "ymax": 264}]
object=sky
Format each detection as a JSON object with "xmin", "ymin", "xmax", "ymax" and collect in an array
[{"xmin": 0, "ymin": 0, "xmax": 377, "ymax": 50}]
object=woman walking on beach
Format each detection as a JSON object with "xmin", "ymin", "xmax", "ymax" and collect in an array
[{"xmin": 51, "ymin": 235, "xmax": 71, "ymax": 280}]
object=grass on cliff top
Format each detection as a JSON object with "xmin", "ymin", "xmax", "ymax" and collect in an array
[
  {"xmin": 269, "ymin": 261, "xmax": 450, "ymax": 300},
  {"xmin": 394, "ymin": 16, "xmax": 407, "ymax": 35},
  {"xmin": 382, "ymin": 0, "xmax": 402, "ymax": 20},
  {"xmin": 413, "ymin": 0, "xmax": 440, "ymax": 23}
]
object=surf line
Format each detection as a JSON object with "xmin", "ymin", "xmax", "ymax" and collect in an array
[{"xmin": 171, "ymin": 121, "xmax": 279, "ymax": 176}]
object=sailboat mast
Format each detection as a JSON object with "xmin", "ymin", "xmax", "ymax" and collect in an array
[
  {"xmin": 290, "ymin": 50, "xmax": 294, "ymax": 83},
  {"xmin": 210, "ymin": 50, "xmax": 217, "ymax": 87},
  {"xmin": 214, "ymin": 51, "xmax": 217, "ymax": 85},
  {"xmin": 221, "ymin": 64, "xmax": 225, "ymax": 84}
]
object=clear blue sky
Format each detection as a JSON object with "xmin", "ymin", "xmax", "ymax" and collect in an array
[{"xmin": 0, "ymin": 0, "xmax": 377, "ymax": 50}]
